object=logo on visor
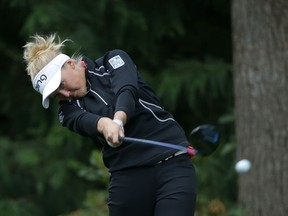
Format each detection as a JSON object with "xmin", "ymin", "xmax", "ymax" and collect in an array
[{"xmin": 35, "ymin": 74, "xmax": 47, "ymax": 92}]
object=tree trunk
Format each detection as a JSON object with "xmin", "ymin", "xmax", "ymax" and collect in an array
[{"xmin": 231, "ymin": 0, "xmax": 288, "ymax": 215}]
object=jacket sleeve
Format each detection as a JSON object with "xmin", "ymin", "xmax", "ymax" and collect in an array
[
  {"xmin": 104, "ymin": 49, "xmax": 139, "ymax": 119},
  {"xmin": 58, "ymin": 101, "xmax": 101, "ymax": 138}
]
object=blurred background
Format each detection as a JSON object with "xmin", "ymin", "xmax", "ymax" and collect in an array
[{"xmin": 1, "ymin": 0, "xmax": 286, "ymax": 215}]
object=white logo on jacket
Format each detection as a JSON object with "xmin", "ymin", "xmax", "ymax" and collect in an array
[{"xmin": 108, "ymin": 55, "xmax": 125, "ymax": 69}]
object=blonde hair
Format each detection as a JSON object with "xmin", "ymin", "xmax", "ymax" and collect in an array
[{"xmin": 23, "ymin": 33, "xmax": 70, "ymax": 81}]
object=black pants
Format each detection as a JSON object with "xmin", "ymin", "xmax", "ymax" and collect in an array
[{"xmin": 108, "ymin": 154, "xmax": 197, "ymax": 216}]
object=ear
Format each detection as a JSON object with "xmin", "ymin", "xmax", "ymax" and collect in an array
[
  {"xmin": 66, "ymin": 59, "xmax": 76, "ymax": 69},
  {"xmin": 80, "ymin": 60, "xmax": 87, "ymax": 69}
]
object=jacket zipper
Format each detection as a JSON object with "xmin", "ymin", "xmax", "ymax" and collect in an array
[{"xmin": 89, "ymin": 89, "xmax": 108, "ymax": 105}]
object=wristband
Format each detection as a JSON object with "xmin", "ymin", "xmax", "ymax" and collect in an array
[
  {"xmin": 113, "ymin": 119, "xmax": 124, "ymax": 131},
  {"xmin": 107, "ymin": 119, "xmax": 124, "ymax": 148}
]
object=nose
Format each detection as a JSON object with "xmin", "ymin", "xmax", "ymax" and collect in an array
[{"xmin": 57, "ymin": 89, "xmax": 70, "ymax": 98}]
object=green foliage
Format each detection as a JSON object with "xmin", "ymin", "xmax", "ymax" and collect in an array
[
  {"xmin": 0, "ymin": 199, "xmax": 43, "ymax": 216},
  {"xmin": 156, "ymin": 59, "xmax": 231, "ymax": 112},
  {"xmin": 60, "ymin": 153, "xmax": 110, "ymax": 216},
  {"xmin": 0, "ymin": 126, "xmax": 102, "ymax": 215},
  {"xmin": 59, "ymin": 150, "xmax": 110, "ymax": 216},
  {"xmin": 60, "ymin": 190, "xmax": 109, "ymax": 216}
]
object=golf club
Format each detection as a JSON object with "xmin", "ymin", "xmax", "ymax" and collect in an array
[{"xmin": 121, "ymin": 124, "xmax": 219, "ymax": 157}]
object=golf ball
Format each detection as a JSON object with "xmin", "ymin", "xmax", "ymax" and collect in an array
[{"xmin": 235, "ymin": 159, "xmax": 251, "ymax": 173}]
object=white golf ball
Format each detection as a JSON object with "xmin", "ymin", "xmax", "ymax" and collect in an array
[{"xmin": 235, "ymin": 159, "xmax": 251, "ymax": 173}]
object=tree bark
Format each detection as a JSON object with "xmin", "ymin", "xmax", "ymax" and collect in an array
[{"xmin": 232, "ymin": 0, "xmax": 288, "ymax": 215}]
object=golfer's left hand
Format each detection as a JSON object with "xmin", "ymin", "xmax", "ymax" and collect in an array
[{"xmin": 97, "ymin": 117, "xmax": 125, "ymax": 148}]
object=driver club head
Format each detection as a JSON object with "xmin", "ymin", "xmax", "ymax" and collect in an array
[{"xmin": 189, "ymin": 124, "xmax": 220, "ymax": 156}]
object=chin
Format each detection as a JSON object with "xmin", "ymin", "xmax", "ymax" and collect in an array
[{"xmin": 75, "ymin": 91, "xmax": 87, "ymax": 98}]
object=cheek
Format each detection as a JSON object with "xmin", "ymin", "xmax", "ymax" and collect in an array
[
  {"xmin": 73, "ymin": 79, "xmax": 85, "ymax": 91},
  {"xmin": 76, "ymin": 74, "xmax": 87, "ymax": 90},
  {"xmin": 64, "ymin": 69, "xmax": 86, "ymax": 90},
  {"xmin": 66, "ymin": 76, "xmax": 80, "ymax": 89}
]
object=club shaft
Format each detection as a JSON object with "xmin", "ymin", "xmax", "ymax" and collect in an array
[{"xmin": 121, "ymin": 137, "xmax": 196, "ymax": 156}]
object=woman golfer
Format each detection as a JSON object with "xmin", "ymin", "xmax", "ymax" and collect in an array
[{"xmin": 23, "ymin": 33, "xmax": 197, "ymax": 216}]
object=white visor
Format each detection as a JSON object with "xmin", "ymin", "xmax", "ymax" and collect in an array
[{"xmin": 32, "ymin": 54, "xmax": 70, "ymax": 108}]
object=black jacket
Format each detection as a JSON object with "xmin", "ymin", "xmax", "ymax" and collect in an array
[{"xmin": 58, "ymin": 49, "xmax": 189, "ymax": 172}]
